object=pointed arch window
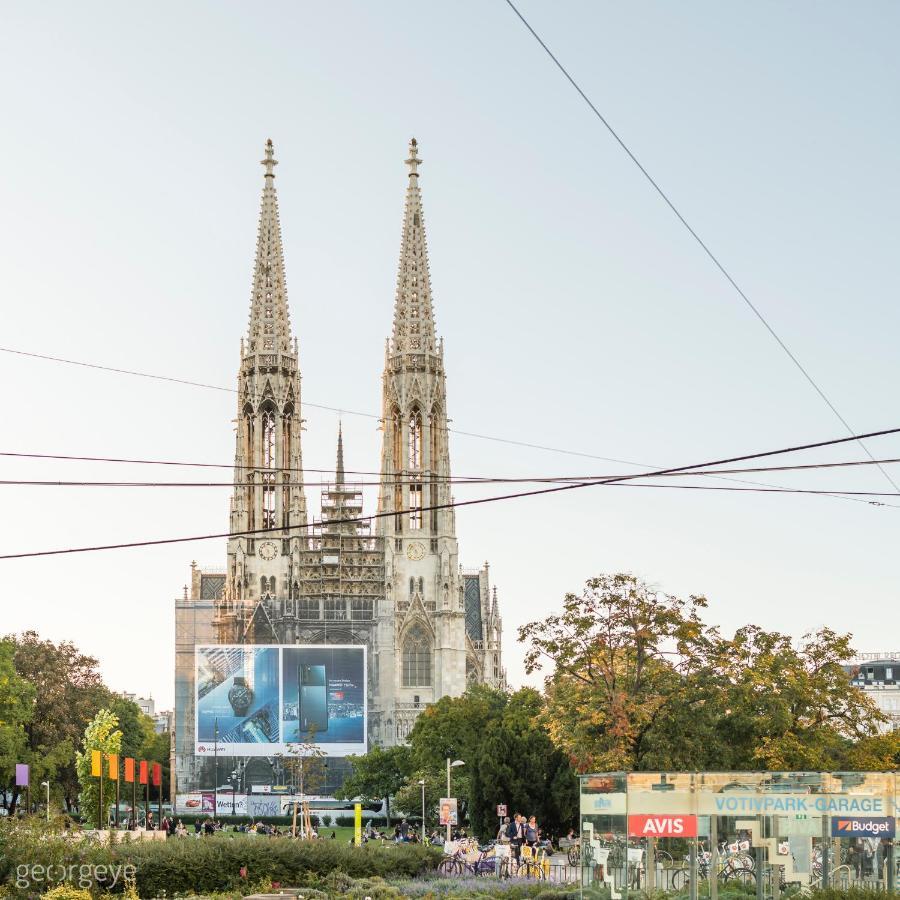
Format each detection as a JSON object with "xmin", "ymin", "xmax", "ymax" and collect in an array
[
  {"xmin": 262, "ymin": 409, "xmax": 276, "ymax": 529},
  {"xmin": 402, "ymin": 625, "xmax": 432, "ymax": 687},
  {"xmin": 408, "ymin": 410, "xmax": 422, "ymax": 470},
  {"xmin": 391, "ymin": 407, "xmax": 403, "ymax": 531}
]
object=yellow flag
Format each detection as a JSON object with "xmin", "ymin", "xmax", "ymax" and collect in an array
[
  {"xmin": 108, "ymin": 753, "xmax": 119, "ymax": 780},
  {"xmin": 91, "ymin": 750, "xmax": 102, "ymax": 777}
]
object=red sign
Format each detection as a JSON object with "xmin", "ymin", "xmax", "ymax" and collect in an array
[
  {"xmin": 139, "ymin": 760, "xmax": 148, "ymax": 785},
  {"xmin": 152, "ymin": 763, "xmax": 162, "ymax": 787},
  {"xmin": 628, "ymin": 814, "xmax": 698, "ymax": 837}
]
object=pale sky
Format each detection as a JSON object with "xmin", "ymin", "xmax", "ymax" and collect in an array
[{"xmin": 1, "ymin": 1, "xmax": 898, "ymax": 710}]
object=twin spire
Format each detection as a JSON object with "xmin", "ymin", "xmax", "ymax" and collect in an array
[
  {"xmin": 247, "ymin": 139, "xmax": 293, "ymax": 355},
  {"xmin": 391, "ymin": 138, "xmax": 438, "ymax": 355}
]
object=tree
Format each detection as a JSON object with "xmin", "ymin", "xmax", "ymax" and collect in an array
[
  {"xmin": 407, "ymin": 683, "xmax": 507, "ymax": 774},
  {"xmin": 0, "ymin": 640, "xmax": 33, "ymax": 798},
  {"xmin": 708, "ymin": 626, "xmax": 886, "ymax": 770},
  {"xmin": 468, "ymin": 688, "xmax": 577, "ymax": 840},
  {"xmin": 6, "ymin": 631, "xmax": 111, "ymax": 813},
  {"xmin": 521, "ymin": 573, "xmax": 887, "ymax": 774},
  {"xmin": 335, "ymin": 744, "xmax": 412, "ymax": 824},
  {"xmin": 75, "ymin": 708, "xmax": 123, "ymax": 827},
  {"xmin": 519, "ymin": 574, "xmax": 712, "ymax": 771}
]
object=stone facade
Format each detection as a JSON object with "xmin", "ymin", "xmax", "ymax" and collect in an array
[{"xmin": 174, "ymin": 139, "xmax": 504, "ymax": 795}]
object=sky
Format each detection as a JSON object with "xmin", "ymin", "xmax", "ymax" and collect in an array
[{"xmin": 1, "ymin": 1, "xmax": 899, "ymax": 710}]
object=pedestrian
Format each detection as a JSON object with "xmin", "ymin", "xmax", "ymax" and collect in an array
[
  {"xmin": 497, "ymin": 816, "xmax": 511, "ymax": 843},
  {"xmin": 525, "ymin": 816, "xmax": 538, "ymax": 849}
]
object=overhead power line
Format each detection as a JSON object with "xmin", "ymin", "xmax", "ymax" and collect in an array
[
  {"xmin": 2, "ymin": 423, "xmax": 898, "ymax": 560},
  {"xmin": 502, "ymin": 0, "xmax": 900, "ymax": 494},
  {"xmin": 3, "ymin": 453, "xmax": 900, "ymax": 488},
  {"xmin": 0, "ymin": 346, "xmax": 637, "ymax": 467}
]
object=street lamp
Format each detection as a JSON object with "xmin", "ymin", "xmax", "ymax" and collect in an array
[
  {"xmin": 230, "ymin": 769, "xmax": 238, "ymax": 816},
  {"xmin": 418, "ymin": 779, "xmax": 426, "ymax": 843},
  {"xmin": 445, "ymin": 758, "xmax": 464, "ymax": 843},
  {"xmin": 40, "ymin": 782, "xmax": 50, "ymax": 823}
]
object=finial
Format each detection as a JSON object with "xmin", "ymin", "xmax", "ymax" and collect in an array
[
  {"xmin": 261, "ymin": 139, "xmax": 278, "ymax": 179},
  {"xmin": 405, "ymin": 137, "xmax": 421, "ymax": 178}
]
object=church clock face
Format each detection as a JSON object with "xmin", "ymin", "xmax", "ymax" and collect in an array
[
  {"xmin": 406, "ymin": 541, "xmax": 425, "ymax": 561},
  {"xmin": 259, "ymin": 540, "xmax": 278, "ymax": 561}
]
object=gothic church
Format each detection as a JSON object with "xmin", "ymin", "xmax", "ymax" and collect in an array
[{"xmin": 174, "ymin": 140, "xmax": 504, "ymax": 795}]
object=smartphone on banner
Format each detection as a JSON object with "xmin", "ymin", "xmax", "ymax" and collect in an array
[{"xmin": 299, "ymin": 664, "xmax": 328, "ymax": 734}]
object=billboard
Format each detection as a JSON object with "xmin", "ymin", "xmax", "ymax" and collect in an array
[{"xmin": 195, "ymin": 644, "xmax": 366, "ymax": 757}]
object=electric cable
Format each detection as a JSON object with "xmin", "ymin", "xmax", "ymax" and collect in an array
[
  {"xmin": 502, "ymin": 0, "xmax": 900, "ymax": 493},
  {"xmin": 2, "ymin": 422, "xmax": 898, "ymax": 560}
]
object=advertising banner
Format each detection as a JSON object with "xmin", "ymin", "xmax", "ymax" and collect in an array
[
  {"xmin": 439, "ymin": 798, "xmax": 458, "ymax": 826},
  {"xmin": 195, "ymin": 644, "xmax": 367, "ymax": 757},
  {"xmin": 628, "ymin": 814, "xmax": 698, "ymax": 837},
  {"xmin": 580, "ymin": 793, "xmax": 627, "ymax": 816},
  {"xmin": 831, "ymin": 816, "xmax": 895, "ymax": 838}
]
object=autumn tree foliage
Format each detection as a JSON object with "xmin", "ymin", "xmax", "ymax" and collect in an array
[{"xmin": 519, "ymin": 573, "xmax": 885, "ymax": 773}]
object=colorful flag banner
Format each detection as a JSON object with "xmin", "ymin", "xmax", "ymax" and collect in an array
[
  {"xmin": 15, "ymin": 763, "xmax": 29, "ymax": 787},
  {"xmin": 108, "ymin": 754, "xmax": 119, "ymax": 780},
  {"xmin": 124, "ymin": 757, "xmax": 135, "ymax": 783},
  {"xmin": 139, "ymin": 760, "xmax": 148, "ymax": 785},
  {"xmin": 91, "ymin": 751, "xmax": 102, "ymax": 778},
  {"xmin": 151, "ymin": 762, "xmax": 162, "ymax": 787}
]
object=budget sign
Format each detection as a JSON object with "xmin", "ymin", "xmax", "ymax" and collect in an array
[
  {"xmin": 831, "ymin": 817, "xmax": 895, "ymax": 838},
  {"xmin": 628, "ymin": 814, "xmax": 698, "ymax": 837}
]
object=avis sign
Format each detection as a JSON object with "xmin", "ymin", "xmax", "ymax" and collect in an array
[{"xmin": 628, "ymin": 814, "xmax": 698, "ymax": 838}]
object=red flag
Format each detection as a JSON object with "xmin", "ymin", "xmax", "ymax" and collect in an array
[
  {"xmin": 152, "ymin": 763, "xmax": 162, "ymax": 787},
  {"xmin": 139, "ymin": 761, "xmax": 148, "ymax": 785},
  {"xmin": 124, "ymin": 757, "xmax": 135, "ymax": 783}
]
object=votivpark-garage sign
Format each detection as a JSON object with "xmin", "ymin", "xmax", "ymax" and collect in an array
[{"xmin": 585, "ymin": 792, "xmax": 890, "ymax": 817}]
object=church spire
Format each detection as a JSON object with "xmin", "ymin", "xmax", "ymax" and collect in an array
[
  {"xmin": 391, "ymin": 138, "xmax": 437, "ymax": 354},
  {"xmin": 335, "ymin": 422, "xmax": 345, "ymax": 486},
  {"xmin": 247, "ymin": 138, "xmax": 292, "ymax": 355}
]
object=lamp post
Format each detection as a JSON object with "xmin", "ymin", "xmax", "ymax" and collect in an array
[
  {"xmin": 213, "ymin": 717, "xmax": 219, "ymax": 821},
  {"xmin": 40, "ymin": 781, "xmax": 50, "ymax": 823},
  {"xmin": 445, "ymin": 758, "xmax": 464, "ymax": 844},
  {"xmin": 418, "ymin": 779, "xmax": 426, "ymax": 842},
  {"xmin": 230, "ymin": 769, "xmax": 237, "ymax": 816}
]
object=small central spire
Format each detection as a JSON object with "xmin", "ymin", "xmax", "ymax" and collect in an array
[
  {"xmin": 335, "ymin": 423, "xmax": 345, "ymax": 486},
  {"xmin": 261, "ymin": 138, "xmax": 278, "ymax": 179},
  {"xmin": 405, "ymin": 137, "xmax": 421, "ymax": 178}
]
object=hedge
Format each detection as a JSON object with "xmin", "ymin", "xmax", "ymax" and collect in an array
[{"xmin": 0, "ymin": 820, "xmax": 440, "ymax": 899}]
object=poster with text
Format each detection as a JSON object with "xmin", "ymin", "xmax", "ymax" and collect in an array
[
  {"xmin": 281, "ymin": 645, "xmax": 366, "ymax": 753},
  {"xmin": 194, "ymin": 644, "xmax": 366, "ymax": 757}
]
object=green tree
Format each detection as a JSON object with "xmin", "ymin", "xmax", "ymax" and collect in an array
[
  {"xmin": 0, "ymin": 639, "xmax": 33, "ymax": 801},
  {"xmin": 709, "ymin": 626, "xmax": 885, "ymax": 770},
  {"xmin": 407, "ymin": 683, "xmax": 507, "ymax": 774},
  {"xmin": 6, "ymin": 631, "xmax": 111, "ymax": 813},
  {"xmin": 468, "ymin": 688, "xmax": 577, "ymax": 840},
  {"xmin": 75, "ymin": 708, "xmax": 123, "ymax": 827},
  {"xmin": 335, "ymin": 744, "xmax": 412, "ymax": 823}
]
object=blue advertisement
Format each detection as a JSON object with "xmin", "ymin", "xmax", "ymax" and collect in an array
[
  {"xmin": 195, "ymin": 646, "xmax": 279, "ymax": 749},
  {"xmin": 831, "ymin": 816, "xmax": 895, "ymax": 838},
  {"xmin": 281, "ymin": 646, "xmax": 366, "ymax": 746},
  {"xmin": 195, "ymin": 644, "xmax": 367, "ymax": 758}
]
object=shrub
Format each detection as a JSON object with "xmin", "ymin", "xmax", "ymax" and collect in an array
[
  {"xmin": 335, "ymin": 815, "xmax": 355, "ymax": 827},
  {"xmin": 40, "ymin": 888, "xmax": 94, "ymax": 900},
  {"xmin": 0, "ymin": 821, "xmax": 441, "ymax": 899}
]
